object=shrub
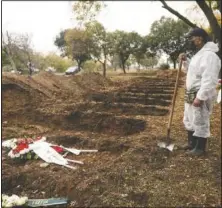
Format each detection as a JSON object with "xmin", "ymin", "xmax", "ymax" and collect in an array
[{"xmin": 159, "ymin": 63, "xmax": 170, "ymax": 70}]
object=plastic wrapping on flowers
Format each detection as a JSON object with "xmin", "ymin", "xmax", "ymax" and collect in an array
[{"xmin": 2, "ymin": 136, "xmax": 65, "ymax": 160}]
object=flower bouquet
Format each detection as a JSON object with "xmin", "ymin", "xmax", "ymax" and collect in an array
[
  {"xmin": 2, "ymin": 194, "xmax": 28, "ymax": 207},
  {"xmin": 2, "ymin": 136, "xmax": 64, "ymax": 160},
  {"xmin": 2, "ymin": 136, "xmax": 97, "ymax": 169}
]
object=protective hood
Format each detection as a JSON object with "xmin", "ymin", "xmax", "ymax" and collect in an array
[{"xmin": 201, "ymin": 41, "xmax": 219, "ymax": 53}]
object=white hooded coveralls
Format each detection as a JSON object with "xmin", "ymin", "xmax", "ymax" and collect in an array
[{"xmin": 183, "ymin": 42, "xmax": 221, "ymax": 138}]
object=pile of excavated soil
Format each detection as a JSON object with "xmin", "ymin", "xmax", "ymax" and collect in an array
[
  {"xmin": 71, "ymin": 72, "xmax": 114, "ymax": 91},
  {"xmin": 156, "ymin": 69, "xmax": 186, "ymax": 79},
  {"xmin": 2, "ymin": 72, "xmax": 114, "ymax": 130},
  {"xmin": 2, "ymin": 72, "xmax": 114, "ymax": 101}
]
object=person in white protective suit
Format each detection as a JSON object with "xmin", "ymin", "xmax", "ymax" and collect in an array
[{"xmin": 179, "ymin": 28, "xmax": 221, "ymax": 156}]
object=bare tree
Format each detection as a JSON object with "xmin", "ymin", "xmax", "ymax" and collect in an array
[
  {"xmin": 2, "ymin": 31, "xmax": 33, "ymax": 71},
  {"xmin": 2, "ymin": 31, "xmax": 17, "ymax": 71}
]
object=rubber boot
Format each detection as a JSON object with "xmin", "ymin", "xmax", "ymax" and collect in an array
[
  {"xmin": 186, "ymin": 137, "xmax": 207, "ymax": 156},
  {"xmin": 180, "ymin": 131, "xmax": 197, "ymax": 150}
]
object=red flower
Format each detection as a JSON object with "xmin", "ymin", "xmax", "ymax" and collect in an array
[
  {"xmin": 218, "ymin": 79, "xmax": 221, "ymax": 84},
  {"xmin": 12, "ymin": 143, "xmax": 29, "ymax": 154},
  {"xmin": 51, "ymin": 146, "xmax": 64, "ymax": 153}
]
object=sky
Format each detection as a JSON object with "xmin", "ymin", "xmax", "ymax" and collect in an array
[{"xmin": 2, "ymin": 1, "xmax": 197, "ymax": 55}]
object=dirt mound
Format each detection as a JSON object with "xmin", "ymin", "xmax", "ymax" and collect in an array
[
  {"xmin": 71, "ymin": 72, "xmax": 114, "ymax": 91},
  {"xmin": 2, "ymin": 72, "xmax": 114, "ymax": 127},
  {"xmin": 2, "ymin": 72, "xmax": 114, "ymax": 99},
  {"xmin": 156, "ymin": 69, "xmax": 186, "ymax": 79}
]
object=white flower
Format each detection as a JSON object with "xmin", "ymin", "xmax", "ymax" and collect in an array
[
  {"xmin": 2, "ymin": 139, "xmax": 17, "ymax": 149},
  {"xmin": 16, "ymin": 196, "xmax": 28, "ymax": 205},
  {"xmin": 8, "ymin": 151, "xmax": 20, "ymax": 158},
  {"xmin": 3, "ymin": 202, "xmax": 14, "ymax": 207},
  {"xmin": 41, "ymin": 136, "xmax": 47, "ymax": 141},
  {"xmin": 19, "ymin": 148, "xmax": 31, "ymax": 155},
  {"xmin": 2, "ymin": 194, "xmax": 28, "ymax": 207},
  {"xmin": 9, "ymin": 194, "xmax": 20, "ymax": 204},
  {"xmin": 2, "ymin": 194, "xmax": 9, "ymax": 201}
]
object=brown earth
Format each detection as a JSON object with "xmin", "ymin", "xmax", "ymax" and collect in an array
[
  {"xmin": 2, "ymin": 71, "xmax": 221, "ymax": 207},
  {"xmin": 157, "ymin": 69, "xmax": 186, "ymax": 80}
]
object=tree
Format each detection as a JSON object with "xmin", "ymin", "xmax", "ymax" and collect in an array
[
  {"xmin": 72, "ymin": 1, "xmax": 221, "ymax": 44},
  {"xmin": 2, "ymin": 31, "xmax": 34, "ymax": 71},
  {"xmin": 55, "ymin": 28, "xmax": 92, "ymax": 70},
  {"xmin": 54, "ymin": 30, "xmax": 67, "ymax": 57},
  {"xmin": 109, "ymin": 54, "xmax": 121, "ymax": 71},
  {"xmin": 65, "ymin": 28, "xmax": 92, "ymax": 70},
  {"xmin": 82, "ymin": 60, "xmax": 101, "ymax": 72},
  {"xmin": 130, "ymin": 33, "xmax": 147, "ymax": 70},
  {"xmin": 125, "ymin": 55, "xmax": 136, "ymax": 71},
  {"xmin": 85, "ymin": 21, "xmax": 111, "ymax": 77},
  {"xmin": 2, "ymin": 48, "xmax": 10, "ymax": 66},
  {"xmin": 149, "ymin": 17, "xmax": 190, "ymax": 69},
  {"xmin": 140, "ymin": 56, "xmax": 158, "ymax": 69},
  {"xmin": 44, "ymin": 53, "xmax": 74, "ymax": 72},
  {"xmin": 109, "ymin": 30, "xmax": 140, "ymax": 74},
  {"xmin": 2, "ymin": 31, "xmax": 18, "ymax": 71},
  {"xmin": 72, "ymin": 1, "xmax": 106, "ymax": 26},
  {"xmin": 17, "ymin": 33, "xmax": 33, "ymax": 63},
  {"xmin": 159, "ymin": 0, "xmax": 221, "ymax": 47}
]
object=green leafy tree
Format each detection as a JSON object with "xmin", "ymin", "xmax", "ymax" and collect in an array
[
  {"xmin": 109, "ymin": 30, "xmax": 140, "ymax": 74},
  {"xmin": 2, "ymin": 48, "xmax": 11, "ymax": 67},
  {"xmin": 82, "ymin": 60, "xmax": 101, "ymax": 73},
  {"xmin": 44, "ymin": 53, "xmax": 74, "ymax": 72},
  {"xmin": 109, "ymin": 54, "xmax": 121, "ymax": 71},
  {"xmin": 85, "ymin": 21, "xmax": 112, "ymax": 77},
  {"xmin": 130, "ymin": 33, "xmax": 147, "ymax": 70},
  {"xmin": 54, "ymin": 30, "xmax": 67, "ymax": 57},
  {"xmin": 150, "ymin": 16, "xmax": 190, "ymax": 69},
  {"xmin": 140, "ymin": 56, "xmax": 158, "ymax": 69},
  {"xmin": 72, "ymin": 1, "xmax": 106, "ymax": 25},
  {"xmin": 55, "ymin": 28, "xmax": 92, "ymax": 70}
]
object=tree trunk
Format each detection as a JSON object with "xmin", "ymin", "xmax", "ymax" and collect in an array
[
  {"xmin": 137, "ymin": 63, "xmax": 140, "ymax": 71},
  {"xmin": 120, "ymin": 58, "xmax": 126, "ymax": 74},
  {"xmin": 173, "ymin": 60, "xmax": 176, "ymax": 69},
  {"xmin": 102, "ymin": 60, "xmax": 106, "ymax": 77},
  {"xmin": 196, "ymin": 1, "xmax": 221, "ymax": 45},
  {"xmin": 122, "ymin": 61, "xmax": 126, "ymax": 74},
  {"xmin": 77, "ymin": 60, "xmax": 81, "ymax": 71}
]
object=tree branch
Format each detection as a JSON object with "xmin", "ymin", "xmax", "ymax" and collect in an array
[
  {"xmin": 196, "ymin": 0, "xmax": 221, "ymax": 43},
  {"xmin": 159, "ymin": 0, "xmax": 197, "ymax": 28}
]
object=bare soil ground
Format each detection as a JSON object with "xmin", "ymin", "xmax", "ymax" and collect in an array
[{"xmin": 2, "ymin": 71, "xmax": 221, "ymax": 207}]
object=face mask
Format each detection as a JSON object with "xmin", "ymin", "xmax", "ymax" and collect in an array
[{"xmin": 187, "ymin": 39, "xmax": 196, "ymax": 51}]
